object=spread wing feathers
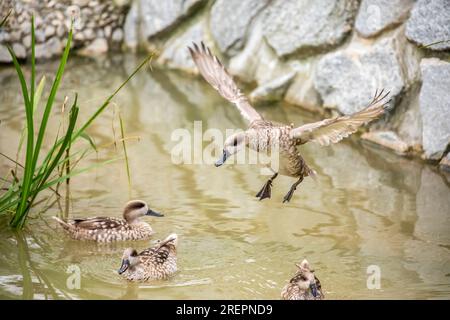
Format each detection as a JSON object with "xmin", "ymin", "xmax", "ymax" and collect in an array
[
  {"xmin": 188, "ymin": 41, "xmax": 263, "ymax": 123},
  {"xmin": 71, "ymin": 217, "xmax": 128, "ymax": 230},
  {"xmin": 290, "ymin": 89, "xmax": 391, "ymax": 146}
]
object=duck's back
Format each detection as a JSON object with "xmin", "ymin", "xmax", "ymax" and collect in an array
[
  {"xmin": 248, "ymin": 120, "xmax": 296, "ymax": 152},
  {"xmin": 55, "ymin": 216, "xmax": 154, "ymax": 242}
]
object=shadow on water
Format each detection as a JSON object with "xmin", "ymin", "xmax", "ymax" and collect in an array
[{"xmin": 0, "ymin": 54, "xmax": 449, "ymax": 299}]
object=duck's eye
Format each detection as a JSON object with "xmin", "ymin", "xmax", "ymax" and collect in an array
[{"xmin": 233, "ymin": 138, "xmax": 238, "ymax": 147}]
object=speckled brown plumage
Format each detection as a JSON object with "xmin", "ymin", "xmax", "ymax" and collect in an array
[
  {"xmin": 52, "ymin": 200, "xmax": 163, "ymax": 242},
  {"xmin": 118, "ymin": 233, "xmax": 178, "ymax": 282},
  {"xmin": 281, "ymin": 259, "xmax": 324, "ymax": 300},
  {"xmin": 189, "ymin": 41, "xmax": 391, "ymax": 202}
]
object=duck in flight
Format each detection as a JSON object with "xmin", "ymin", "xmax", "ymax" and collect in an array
[{"xmin": 188, "ymin": 42, "xmax": 390, "ymax": 203}]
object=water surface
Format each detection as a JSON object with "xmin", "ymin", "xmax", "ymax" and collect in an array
[{"xmin": 0, "ymin": 54, "xmax": 449, "ymax": 299}]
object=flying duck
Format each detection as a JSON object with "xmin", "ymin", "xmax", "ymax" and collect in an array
[{"xmin": 189, "ymin": 42, "xmax": 390, "ymax": 202}]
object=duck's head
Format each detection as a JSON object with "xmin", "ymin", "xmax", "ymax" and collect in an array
[
  {"xmin": 123, "ymin": 200, "xmax": 164, "ymax": 223},
  {"xmin": 154, "ymin": 233, "xmax": 178, "ymax": 252},
  {"xmin": 118, "ymin": 248, "xmax": 139, "ymax": 274},
  {"xmin": 294, "ymin": 259, "xmax": 319, "ymax": 297},
  {"xmin": 215, "ymin": 132, "xmax": 246, "ymax": 167}
]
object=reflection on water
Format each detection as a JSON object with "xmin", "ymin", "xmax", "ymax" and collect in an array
[{"xmin": 0, "ymin": 54, "xmax": 449, "ymax": 299}]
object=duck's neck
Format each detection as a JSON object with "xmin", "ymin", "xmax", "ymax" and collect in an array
[{"xmin": 126, "ymin": 217, "xmax": 141, "ymax": 225}]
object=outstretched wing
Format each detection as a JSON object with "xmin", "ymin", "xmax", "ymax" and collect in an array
[
  {"xmin": 188, "ymin": 41, "xmax": 263, "ymax": 123},
  {"xmin": 290, "ymin": 89, "xmax": 391, "ymax": 146}
]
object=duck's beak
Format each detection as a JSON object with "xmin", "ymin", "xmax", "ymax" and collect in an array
[
  {"xmin": 146, "ymin": 209, "xmax": 164, "ymax": 217},
  {"xmin": 215, "ymin": 149, "xmax": 230, "ymax": 167},
  {"xmin": 118, "ymin": 259, "xmax": 130, "ymax": 274},
  {"xmin": 310, "ymin": 282, "xmax": 318, "ymax": 297}
]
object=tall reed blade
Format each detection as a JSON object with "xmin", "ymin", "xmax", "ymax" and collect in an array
[
  {"xmin": 8, "ymin": 17, "xmax": 34, "ymax": 227},
  {"xmin": 119, "ymin": 112, "xmax": 132, "ymax": 190},
  {"xmin": 1, "ymin": 14, "xmax": 153, "ymax": 229}
]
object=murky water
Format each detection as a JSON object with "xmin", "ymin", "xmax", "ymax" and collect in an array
[{"xmin": 0, "ymin": 54, "xmax": 449, "ymax": 299}]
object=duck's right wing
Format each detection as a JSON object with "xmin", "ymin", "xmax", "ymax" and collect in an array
[{"xmin": 188, "ymin": 42, "xmax": 263, "ymax": 123}]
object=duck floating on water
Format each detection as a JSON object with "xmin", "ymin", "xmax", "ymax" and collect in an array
[
  {"xmin": 52, "ymin": 200, "xmax": 163, "ymax": 242},
  {"xmin": 189, "ymin": 42, "xmax": 391, "ymax": 202},
  {"xmin": 281, "ymin": 259, "xmax": 324, "ymax": 300},
  {"xmin": 118, "ymin": 233, "xmax": 178, "ymax": 281}
]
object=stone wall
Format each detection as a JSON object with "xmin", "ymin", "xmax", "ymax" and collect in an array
[
  {"xmin": 0, "ymin": 0, "xmax": 128, "ymax": 61},
  {"xmin": 129, "ymin": 0, "xmax": 450, "ymax": 169},
  {"xmin": 1, "ymin": 0, "xmax": 449, "ymax": 170}
]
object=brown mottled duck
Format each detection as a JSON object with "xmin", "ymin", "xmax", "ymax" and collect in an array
[
  {"xmin": 118, "ymin": 233, "xmax": 178, "ymax": 281},
  {"xmin": 281, "ymin": 259, "xmax": 324, "ymax": 300},
  {"xmin": 52, "ymin": 200, "xmax": 163, "ymax": 242},
  {"xmin": 189, "ymin": 42, "xmax": 390, "ymax": 202}
]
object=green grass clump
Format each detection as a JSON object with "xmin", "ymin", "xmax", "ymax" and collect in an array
[{"xmin": 0, "ymin": 15, "xmax": 152, "ymax": 228}]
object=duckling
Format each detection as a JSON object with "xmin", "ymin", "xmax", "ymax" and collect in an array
[
  {"xmin": 189, "ymin": 42, "xmax": 391, "ymax": 202},
  {"xmin": 281, "ymin": 259, "xmax": 324, "ymax": 300},
  {"xmin": 118, "ymin": 233, "xmax": 178, "ymax": 281},
  {"xmin": 52, "ymin": 200, "xmax": 164, "ymax": 242}
]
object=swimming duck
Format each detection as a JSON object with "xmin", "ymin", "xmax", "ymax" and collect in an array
[
  {"xmin": 189, "ymin": 42, "xmax": 391, "ymax": 202},
  {"xmin": 281, "ymin": 259, "xmax": 324, "ymax": 300},
  {"xmin": 52, "ymin": 200, "xmax": 164, "ymax": 242},
  {"xmin": 118, "ymin": 233, "xmax": 178, "ymax": 281}
]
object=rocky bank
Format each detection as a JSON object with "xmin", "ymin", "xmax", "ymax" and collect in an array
[{"xmin": 1, "ymin": 0, "xmax": 449, "ymax": 170}]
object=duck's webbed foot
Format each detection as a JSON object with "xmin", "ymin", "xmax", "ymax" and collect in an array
[
  {"xmin": 256, "ymin": 173, "xmax": 278, "ymax": 201},
  {"xmin": 283, "ymin": 176, "xmax": 304, "ymax": 203}
]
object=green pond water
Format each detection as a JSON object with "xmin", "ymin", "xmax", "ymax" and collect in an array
[{"xmin": 0, "ymin": 54, "xmax": 449, "ymax": 299}]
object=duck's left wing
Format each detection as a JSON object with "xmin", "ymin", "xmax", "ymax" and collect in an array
[
  {"xmin": 290, "ymin": 90, "xmax": 391, "ymax": 146},
  {"xmin": 188, "ymin": 42, "xmax": 263, "ymax": 123},
  {"xmin": 72, "ymin": 217, "xmax": 127, "ymax": 230},
  {"xmin": 140, "ymin": 245, "xmax": 170, "ymax": 263}
]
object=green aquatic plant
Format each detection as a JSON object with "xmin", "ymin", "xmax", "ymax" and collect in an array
[
  {"xmin": 0, "ymin": 9, "xmax": 11, "ymax": 28},
  {"xmin": 119, "ymin": 112, "xmax": 132, "ymax": 191},
  {"xmin": 0, "ymin": 15, "xmax": 153, "ymax": 228}
]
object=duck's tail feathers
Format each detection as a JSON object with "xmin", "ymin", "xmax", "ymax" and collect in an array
[{"xmin": 52, "ymin": 216, "xmax": 72, "ymax": 231}]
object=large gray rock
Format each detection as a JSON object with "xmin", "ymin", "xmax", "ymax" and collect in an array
[
  {"xmin": 419, "ymin": 58, "xmax": 450, "ymax": 160},
  {"xmin": 405, "ymin": 0, "xmax": 450, "ymax": 51},
  {"xmin": 210, "ymin": 0, "xmax": 270, "ymax": 56},
  {"xmin": 355, "ymin": 0, "xmax": 415, "ymax": 38},
  {"xmin": 157, "ymin": 19, "xmax": 210, "ymax": 73},
  {"xmin": 229, "ymin": 19, "xmax": 292, "ymax": 84},
  {"xmin": 35, "ymin": 37, "xmax": 63, "ymax": 60},
  {"xmin": 314, "ymin": 27, "xmax": 421, "ymax": 115},
  {"xmin": 249, "ymin": 71, "xmax": 296, "ymax": 105},
  {"xmin": 124, "ymin": 0, "xmax": 204, "ymax": 49},
  {"xmin": 284, "ymin": 58, "xmax": 323, "ymax": 112},
  {"xmin": 262, "ymin": 0, "xmax": 359, "ymax": 57},
  {"xmin": 11, "ymin": 43, "xmax": 26, "ymax": 59},
  {"xmin": 361, "ymin": 130, "xmax": 410, "ymax": 154},
  {"xmin": 77, "ymin": 38, "xmax": 108, "ymax": 56},
  {"xmin": 123, "ymin": 0, "xmax": 139, "ymax": 49},
  {"xmin": 0, "ymin": 44, "xmax": 12, "ymax": 62}
]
